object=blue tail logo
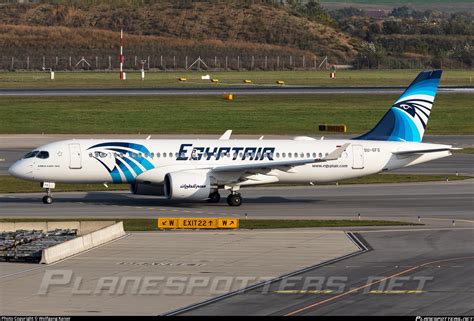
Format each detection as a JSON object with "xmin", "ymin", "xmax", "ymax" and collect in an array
[{"xmin": 353, "ymin": 70, "xmax": 442, "ymax": 142}]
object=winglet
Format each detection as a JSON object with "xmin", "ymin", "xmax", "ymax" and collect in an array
[
  {"xmin": 323, "ymin": 143, "xmax": 350, "ymax": 161},
  {"xmin": 219, "ymin": 130, "xmax": 232, "ymax": 140}
]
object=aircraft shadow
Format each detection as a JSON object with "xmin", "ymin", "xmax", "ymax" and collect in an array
[{"xmin": 0, "ymin": 192, "xmax": 320, "ymax": 208}]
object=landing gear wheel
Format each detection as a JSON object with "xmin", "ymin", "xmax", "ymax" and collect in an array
[
  {"xmin": 42, "ymin": 195, "xmax": 53, "ymax": 205},
  {"xmin": 208, "ymin": 192, "xmax": 221, "ymax": 203},
  {"xmin": 227, "ymin": 193, "xmax": 242, "ymax": 207}
]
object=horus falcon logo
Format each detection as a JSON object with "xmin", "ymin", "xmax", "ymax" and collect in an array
[
  {"xmin": 87, "ymin": 142, "xmax": 155, "ymax": 183},
  {"xmin": 392, "ymin": 99, "xmax": 432, "ymax": 129}
]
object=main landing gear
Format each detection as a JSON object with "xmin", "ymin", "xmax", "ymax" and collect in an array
[
  {"xmin": 207, "ymin": 190, "xmax": 242, "ymax": 206},
  {"xmin": 227, "ymin": 193, "xmax": 242, "ymax": 207},
  {"xmin": 207, "ymin": 191, "xmax": 221, "ymax": 203},
  {"xmin": 41, "ymin": 182, "xmax": 55, "ymax": 205}
]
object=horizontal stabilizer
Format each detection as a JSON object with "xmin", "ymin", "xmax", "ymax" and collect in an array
[{"xmin": 393, "ymin": 147, "xmax": 454, "ymax": 156}]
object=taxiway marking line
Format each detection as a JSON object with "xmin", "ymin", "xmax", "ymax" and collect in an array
[
  {"xmin": 275, "ymin": 290, "xmax": 334, "ymax": 294},
  {"xmin": 368, "ymin": 290, "xmax": 425, "ymax": 294},
  {"xmin": 285, "ymin": 256, "xmax": 474, "ymax": 316}
]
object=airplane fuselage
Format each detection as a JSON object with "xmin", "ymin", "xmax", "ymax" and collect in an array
[{"xmin": 9, "ymin": 138, "xmax": 451, "ymax": 186}]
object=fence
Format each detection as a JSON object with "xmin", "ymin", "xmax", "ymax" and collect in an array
[
  {"xmin": 0, "ymin": 55, "xmax": 333, "ymax": 71},
  {"xmin": 0, "ymin": 55, "xmax": 469, "ymax": 71}
]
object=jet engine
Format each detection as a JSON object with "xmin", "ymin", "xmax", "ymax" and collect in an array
[
  {"xmin": 164, "ymin": 170, "xmax": 211, "ymax": 200},
  {"xmin": 130, "ymin": 182, "xmax": 165, "ymax": 196}
]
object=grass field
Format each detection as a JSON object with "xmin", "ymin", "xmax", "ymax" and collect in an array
[
  {"xmin": 0, "ymin": 93, "xmax": 472, "ymax": 135},
  {"xmin": 0, "ymin": 218, "xmax": 420, "ymax": 231},
  {"xmin": 454, "ymin": 147, "xmax": 474, "ymax": 154},
  {"xmin": 0, "ymin": 70, "xmax": 472, "ymax": 88},
  {"xmin": 0, "ymin": 174, "xmax": 469, "ymax": 194},
  {"xmin": 117, "ymin": 218, "xmax": 421, "ymax": 231}
]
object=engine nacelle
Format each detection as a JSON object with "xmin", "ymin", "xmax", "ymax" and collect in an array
[
  {"xmin": 164, "ymin": 170, "xmax": 211, "ymax": 200},
  {"xmin": 130, "ymin": 182, "xmax": 165, "ymax": 196}
]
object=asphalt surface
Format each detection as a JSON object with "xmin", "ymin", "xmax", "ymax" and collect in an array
[
  {"xmin": 0, "ymin": 86, "xmax": 473, "ymax": 96},
  {"xmin": 177, "ymin": 229, "xmax": 474, "ymax": 316},
  {"xmin": 1, "ymin": 180, "xmax": 473, "ymax": 223}
]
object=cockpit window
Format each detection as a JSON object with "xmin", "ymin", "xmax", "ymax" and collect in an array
[
  {"xmin": 37, "ymin": 151, "xmax": 50, "ymax": 159},
  {"xmin": 24, "ymin": 151, "xmax": 39, "ymax": 159}
]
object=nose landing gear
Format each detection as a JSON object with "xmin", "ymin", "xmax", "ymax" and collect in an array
[
  {"xmin": 42, "ymin": 194, "xmax": 53, "ymax": 204},
  {"xmin": 41, "ymin": 182, "xmax": 55, "ymax": 205}
]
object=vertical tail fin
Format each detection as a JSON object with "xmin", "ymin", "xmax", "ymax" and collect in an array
[{"xmin": 353, "ymin": 70, "xmax": 442, "ymax": 142}]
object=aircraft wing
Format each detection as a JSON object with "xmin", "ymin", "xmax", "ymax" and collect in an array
[{"xmin": 211, "ymin": 143, "xmax": 350, "ymax": 173}]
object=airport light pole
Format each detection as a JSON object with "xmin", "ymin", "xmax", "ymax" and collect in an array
[
  {"xmin": 140, "ymin": 59, "xmax": 146, "ymax": 81},
  {"xmin": 120, "ymin": 29, "xmax": 124, "ymax": 80}
]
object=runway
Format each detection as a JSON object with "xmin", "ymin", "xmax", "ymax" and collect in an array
[
  {"xmin": 0, "ymin": 86, "xmax": 473, "ymax": 96},
  {"xmin": 1, "ymin": 180, "xmax": 473, "ymax": 223},
  {"xmin": 177, "ymin": 229, "xmax": 474, "ymax": 316}
]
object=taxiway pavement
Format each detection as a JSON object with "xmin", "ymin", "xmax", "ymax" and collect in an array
[
  {"xmin": 178, "ymin": 228, "xmax": 474, "ymax": 316},
  {"xmin": 1, "ymin": 180, "xmax": 473, "ymax": 225}
]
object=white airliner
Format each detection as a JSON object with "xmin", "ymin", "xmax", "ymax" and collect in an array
[{"xmin": 9, "ymin": 70, "xmax": 456, "ymax": 206}]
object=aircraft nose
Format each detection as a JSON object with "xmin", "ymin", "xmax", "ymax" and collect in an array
[{"xmin": 8, "ymin": 161, "xmax": 30, "ymax": 179}]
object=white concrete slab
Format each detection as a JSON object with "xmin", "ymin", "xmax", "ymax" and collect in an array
[{"xmin": 0, "ymin": 229, "xmax": 359, "ymax": 315}]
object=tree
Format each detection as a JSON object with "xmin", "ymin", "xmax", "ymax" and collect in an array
[{"xmin": 353, "ymin": 42, "xmax": 386, "ymax": 69}]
